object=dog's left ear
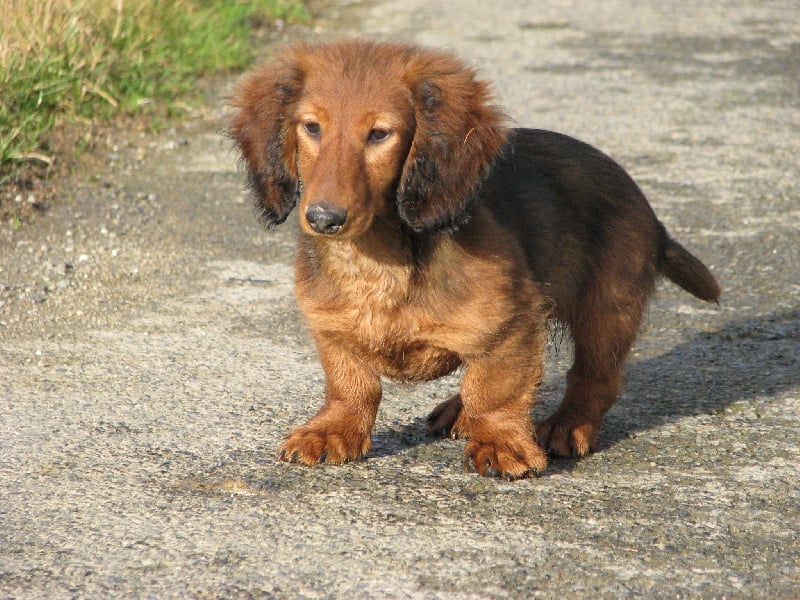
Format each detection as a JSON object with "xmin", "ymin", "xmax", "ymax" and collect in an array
[{"xmin": 398, "ymin": 52, "xmax": 507, "ymax": 231}]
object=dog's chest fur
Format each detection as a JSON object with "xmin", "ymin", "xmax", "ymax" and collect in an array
[{"xmin": 295, "ymin": 232, "xmax": 523, "ymax": 382}]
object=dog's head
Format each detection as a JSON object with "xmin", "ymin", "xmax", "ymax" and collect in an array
[{"xmin": 228, "ymin": 40, "xmax": 507, "ymax": 237}]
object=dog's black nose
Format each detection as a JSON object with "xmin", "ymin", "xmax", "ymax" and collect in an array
[{"xmin": 305, "ymin": 203, "xmax": 347, "ymax": 235}]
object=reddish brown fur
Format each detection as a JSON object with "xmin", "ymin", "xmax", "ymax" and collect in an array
[{"xmin": 228, "ymin": 40, "xmax": 720, "ymax": 479}]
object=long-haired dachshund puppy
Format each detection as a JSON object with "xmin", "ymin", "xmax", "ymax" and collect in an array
[{"xmin": 228, "ymin": 40, "xmax": 720, "ymax": 480}]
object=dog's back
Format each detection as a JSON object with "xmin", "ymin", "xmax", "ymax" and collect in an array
[{"xmin": 482, "ymin": 128, "xmax": 719, "ymax": 319}]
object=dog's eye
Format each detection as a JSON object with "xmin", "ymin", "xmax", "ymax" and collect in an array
[
  {"xmin": 303, "ymin": 121, "xmax": 321, "ymax": 138},
  {"xmin": 367, "ymin": 128, "xmax": 391, "ymax": 144}
]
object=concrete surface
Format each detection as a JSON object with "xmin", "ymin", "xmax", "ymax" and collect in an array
[{"xmin": 1, "ymin": 0, "xmax": 798, "ymax": 597}]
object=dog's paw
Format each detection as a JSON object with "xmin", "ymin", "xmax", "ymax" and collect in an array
[
  {"xmin": 463, "ymin": 436, "xmax": 547, "ymax": 481},
  {"xmin": 426, "ymin": 394, "xmax": 471, "ymax": 438},
  {"xmin": 278, "ymin": 424, "xmax": 371, "ymax": 466},
  {"xmin": 535, "ymin": 415, "xmax": 598, "ymax": 458}
]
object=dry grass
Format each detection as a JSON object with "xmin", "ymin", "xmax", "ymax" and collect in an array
[
  {"xmin": 0, "ymin": 0, "xmax": 307, "ymax": 174},
  {"xmin": 1, "ymin": 0, "xmax": 124, "ymax": 70}
]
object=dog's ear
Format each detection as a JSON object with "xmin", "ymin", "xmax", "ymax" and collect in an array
[
  {"xmin": 228, "ymin": 54, "xmax": 303, "ymax": 227},
  {"xmin": 398, "ymin": 52, "xmax": 507, "ymax": 231}
]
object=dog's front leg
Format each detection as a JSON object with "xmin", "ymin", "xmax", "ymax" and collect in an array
[
  {"xmin": 278, "ymin": 336, "xmax": 380, "ymax": 466},
  {"xmin": 458, "ymin": 323, "xmax": 549, "ymax": 480}
]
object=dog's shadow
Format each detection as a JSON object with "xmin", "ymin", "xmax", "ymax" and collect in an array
[
  {"xmin": 611, "ymin": 307, "xmax": 798, "ymax": 441},
  {"xmin": 372, "ymin": 308, "xmax": 799, "ymax": 471}
]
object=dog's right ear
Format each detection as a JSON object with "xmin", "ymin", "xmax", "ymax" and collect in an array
[{"xmin": 227, "ymin": 56, "xmax": 303, "ymax": 227}]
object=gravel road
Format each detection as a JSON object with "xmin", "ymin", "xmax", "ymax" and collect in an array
[{"xmin": 2, "ymin": 0, "xmax": 798, "ymax": 597}]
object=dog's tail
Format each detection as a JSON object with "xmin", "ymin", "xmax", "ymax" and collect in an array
[{"xmin": 658, "ymin": 228, "xmax": 721, "ymax": 303}]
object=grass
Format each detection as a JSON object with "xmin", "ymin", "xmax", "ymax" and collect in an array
[{"xmin": 0, "ymin": 0, "xmax": 308, "ymax": 182}]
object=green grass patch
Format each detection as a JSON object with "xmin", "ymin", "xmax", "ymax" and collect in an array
[{"xmin": 0, "ymin": 0, "xmax": 309, "ymax": 177}]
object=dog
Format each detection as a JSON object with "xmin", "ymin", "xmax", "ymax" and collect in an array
[{"xmin": 228, "ymin": 39, "xmax": 720, "ymax": 480}]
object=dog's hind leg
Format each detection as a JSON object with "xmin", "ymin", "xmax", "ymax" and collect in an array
[
  {"xmin": 426, "ymin": 393, "xmax": 467, "ymax": 438},
  {"xmin": 536, "ymin": 282, "xmax": 650, "ymax": 457}
]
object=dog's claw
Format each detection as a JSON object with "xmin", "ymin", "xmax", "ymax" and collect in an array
[
  {"xmin": 502, "ymin": 467, "xmax": 539, "ymax": 482},
  {"xmin": 278, "ymin": 424, "xmax": 371, "ymax": 466},
  {"xmin": 535, "ymin": 416, "xmax": 598, "ymax": 458},
  {"xmin": 462, "ymin": 435, "xmax": 548, "ymax": 480},
  {"xmin": 277, "ymin": 448, "xmax": 297, "ymax": 463},
  {"xmin": 463, "ymin": 452, "xmax": 474, "ymax": 473}
]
